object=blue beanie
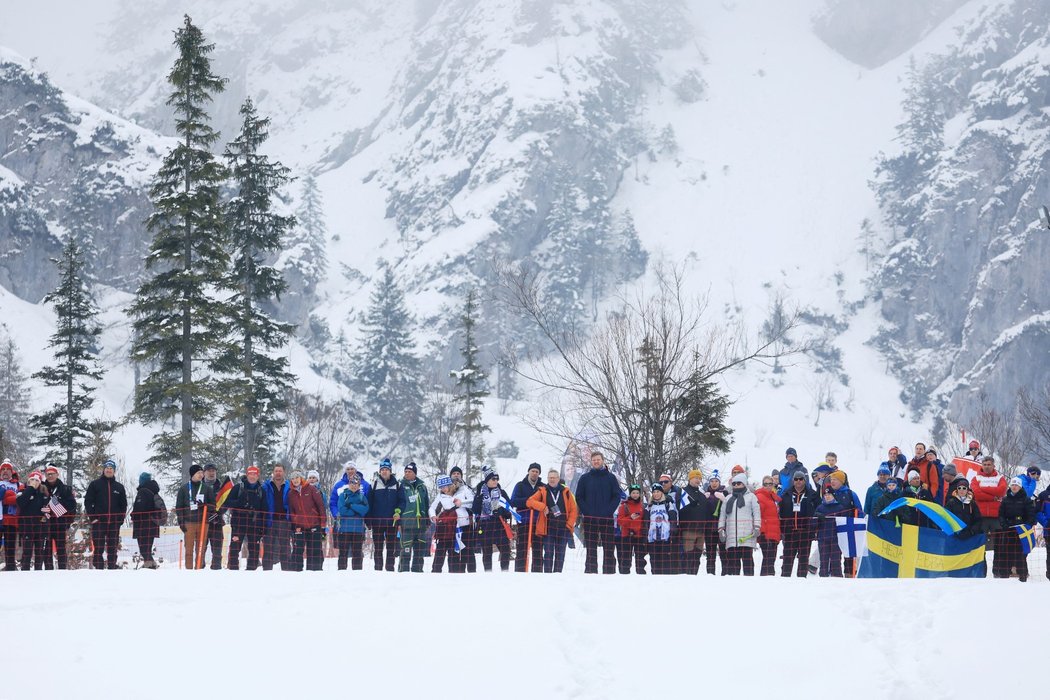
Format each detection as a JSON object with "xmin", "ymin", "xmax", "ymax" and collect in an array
[
  {"xmin": 877, "ymin": 466, "xmax": 891, "ymax": 476},
  {"xmin": 436, "ymin": 475, "xmax": 453, "ymax": 489},
  {"xmin": 139, "ymin": 471, "xmax": 152, "ymax": 487}
]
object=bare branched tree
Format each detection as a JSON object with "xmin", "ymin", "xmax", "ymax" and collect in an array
[
  {"xmin": 499, "ymin": 262, "xmax": 799, "ymax": 487},
  {"xmin": 1019, "ymin": 384, "xmax": 1050, "ymax": 468},
  {"xmin": 963, "ymin": 393, "xmax": 1027, "ymax": 478}
]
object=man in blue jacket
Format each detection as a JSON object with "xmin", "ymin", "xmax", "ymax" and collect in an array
[
  {"xmin": 863, "ymin": 466, "xmax": 891, "ymax": 516},
  {"xmin": 369, "ymin": 458, "xmax": 400, "ymax": 571},
  {"xmin": 574, "ymin": 451, "xmax": 621, "ymax": 574},
  {"xmin": 262, "ymin": 464, "xmax": 291, "ymax": 570},
  {"xmin": 510, "ymin": 462, "xmax": 544, "ymax": 572}
]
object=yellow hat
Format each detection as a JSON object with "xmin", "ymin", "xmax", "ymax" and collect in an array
[
  {"xmin": 829, "ymin": 470, "xmax": 847, "ymax": 484},
  {"xmin": 688, "ymin": 469, "xmax": 704, "ymax": 481}
]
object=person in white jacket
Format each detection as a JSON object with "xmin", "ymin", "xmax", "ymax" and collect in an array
[
  {"xmin": 429, "ymin": 475, "xmax": 472, "ymax": 573},
  {"xmin": 718, "ymin": 473, "xmax": 761, "ymax": 576},
  {"xmin": 448, "ymin": 466, "xmax": 476, "ymax": 572}
]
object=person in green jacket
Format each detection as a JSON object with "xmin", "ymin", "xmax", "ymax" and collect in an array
[{"xmin": 394, "ymin": 463, "xmax": 430, "ymax": 572}]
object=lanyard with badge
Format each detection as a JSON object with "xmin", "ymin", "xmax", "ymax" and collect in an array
[
  {"xmin": 549, "ymin": 487, "xmax": 562, "ymax": 517},
  {"xmin": 188, "ymin": 482, "xmax": 204, "ymax": 511}
]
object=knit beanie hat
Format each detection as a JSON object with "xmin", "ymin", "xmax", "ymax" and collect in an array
[
  {"xmin": 449, "ymin": 466, "xmax": 463, "ymax": 477},
  {"xmin": 877, "ymin": 466, "xmax": 891, "ymax": 476},
  {"xmin": 1009, "ymin": 476, "xmax": 1023, "ymax": 488},
  {"xmin": 404, "ymin": 462, "xmax": 417, "ymax": 473},
  {"xmin": 437, "ymin": 475, "xmax": 453, "ymax": 489},
  {"xmin": 829, "ymin": 470, "xmax": 847, "ymax": 484},
  {"xmin": 908, "ymin": 470, "xmax": 920, "ymax": 482},
  {"xmin": 731, "ymin": 465, "xmax": 745, "ymax": 476},
  {"xmin": 688, "ymin": 469, "xmax": 704, "ymax": 481},
  {"xmin": 289, "ymin": 469, "xmax": 304, "ymax": 481},
  {"xmin": 307, "ymin": 469, "xmax": 320, "ymax": 480},
  {"xmin": 139, "ymin": 472, "xmax": 152, "ymax": 487},
  {"xmin": 785, "ymin": 447, "xmax": 797, "ymax": 457},
  {"xmin": 730, "ymin": 473, "xmax": 747, "ymax": 487},
  {"xmin": 189, "ymin": 465, "xmax": 203, "ymax": 478}
]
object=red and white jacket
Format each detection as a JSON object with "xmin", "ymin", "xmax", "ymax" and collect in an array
[{"xmin": 970, "ymin": 470, "xmax": 1006, "ymax": 519}]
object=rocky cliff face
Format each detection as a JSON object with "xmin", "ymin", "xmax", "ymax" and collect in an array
[
  {"xmin": 871, "ymin": 0, "xmax": 1050, "ymax": 430},
  {"xmin": 0, "ymin": 50, "xmax": 162, "ymax": 301}
]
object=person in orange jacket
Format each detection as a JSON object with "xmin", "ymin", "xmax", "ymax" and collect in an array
[
  {"xmin": 526, "ymin": 469, "xmax": 578, "ymax": 573},
  {"xmin": 616, "ymin": 485, "xmax": 647, "ymax": 574},
  {"xmin": 755, "ymin": 475, "xmax": 782, "ymax": 576}
]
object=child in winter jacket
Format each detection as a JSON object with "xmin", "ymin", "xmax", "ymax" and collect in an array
[{"xmin": 616, "ymin": 485, "xmax": 647, "ymax": 574}]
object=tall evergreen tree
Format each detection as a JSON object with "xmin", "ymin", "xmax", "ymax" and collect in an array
[
  {"xmin": 128, "ymin": 15, "xmax": 231, "ymax": 483},
  {"xmin": 0, "ymin": 328, "xmax": 33, "ymax": 463},
  {"xmin": 351, "ymin": 264, "xmax": 423, "ymax": 432},
  {"xmin": 283, "ymin": 173, "xmax": 328, "ymax": 293},
  {"xmin": 450, "ymin": 288, "xmax": 490, "ymax": 473},
  {"xmin": 218, "ymin": 98, "xmax": 296, "ymax": 467},
  {"xmin": 28, "ymin": 235, "xmax": 104, "ymax": 485}
]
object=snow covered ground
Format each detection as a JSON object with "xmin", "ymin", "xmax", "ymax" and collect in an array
[{"xmin": 5, "ymin": 569, "xmax": 1044, "ymax": 700}]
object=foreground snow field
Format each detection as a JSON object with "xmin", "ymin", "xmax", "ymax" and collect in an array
[{"xmin": 4, "ymin": 570, "xmax": 1043, "ymax": 700}]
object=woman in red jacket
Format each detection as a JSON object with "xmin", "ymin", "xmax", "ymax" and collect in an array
[
  {"xmin": 755, "ymin": 476, "xmax": 782, "ymax": 576},
  {"xmin": 288, "ymin": 469, "xmax": 328, "ymax": 571},
  {"xmin": 616, "ymin": 485, "xmax": 646, "ymax": 574}
]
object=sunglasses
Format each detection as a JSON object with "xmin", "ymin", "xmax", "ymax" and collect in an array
[
  {"xmin": 659, "ymin": 480, "xmax": 671, "ymax": 485},
  {"xmin": 762, "ymin": 481, "xmax": 775, "ymax": 486},
  {"xmin": 956, "ymin": 485, "xmax": 969, "ymax": 490},
  {"xmin": 793, "ymin": 477, "xmax": 806, "ymax": 481}
]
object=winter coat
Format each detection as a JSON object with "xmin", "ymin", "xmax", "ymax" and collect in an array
[
  {"xmin": 84, "ymin": 475, "xmax": 128, "ymax": 523},
  {"xmin": 617, "ymin": 497, "xmax": 646, "ymax": 538},
  {"xmin": 886, "ymin": 454, "xmax": 909, "ymax": 482},
  {"xmin": 1018, "ymin": 474, "xmax": 1039, "ymax": 499},
  {"xmin": 368, "ymin": 474, "xmax": 400, "ymax": 523},
  {"xmin": 229, "ymin": 478, "xmax": 267, "ymax": 534},
  {"xmin": 429, "ymin": 486, "xmax": 473, "ymax": 528},
  {"xmin": 944, "ymin": 495, "xmax": 982, "ymax": 538},
  {"xmin": 704, "ymin": 486, "xmax": 729, "ymax": 522},
  {"xmin": 264, "ymin": 479, "xmax": 291, "ymax": 527},
  {"xmin": 395, "ymin": 478, "xmax": 430, "ymax": 530},
  {"xmin": 131, "ymin": 481, "xmax": 166, "ymax": 539},
  {"xmin": 288, "ymin": 483, "xmax": 326, "ymax": 530},
  {"xmin": 174, "ymin": 480, "xmax": 215, "ymax": 527},
  {"xmin": 1036, "ymin": 487, "xmax": 1050, "ymax": 529},
  {"xmin": 0, "ymin": 477, "xmax": 20, "ymax": 527},
  {"xmin": 999, "ymin": 490, "xmax": 1036, "ymax": 529},
  {"xmin": 575, "ymin": 467, "xmax": 622, "ymax": 518},
  {"xmin": 778, "ymin": 485, "xmax": 819, "ymax": 533},
  {"xmin": 755, "ymin": 488, "xmax": 781, "ymax": 541},
  {"xmin": 777, "ymin": 461, "xmax": 806, "ymax": 494},
  {"xmin": 917, "ymin": 459, "xmax": 945, "ymax": 503},
  {"xmin": 718, "ymin": 489, "xmax": 760, "ymax": 549},
  {"xmin": 329, "ymin": 472, "xmax": 370, "ymax": 519},
  {"xmin": 815, "ymin": 486, "xmax": 860, "ymax": 543},
  {"xmin": 677, "ymin": 485, "xmax": 713, "ymax": 525},
  {"xmin": 645, "ymin": 497, "xmax": 678, "ymax": 543},
  {"xmin": 510, "ymin": 476, "xmax": 544, "ymax": 525},
  {"xmin": 43, "ymin": 478, "xmax": 77, "ymax": 527},
  {"xmin": 337, "ymin": 489, "xmax": 370, "ymax": 534},
  {"xmin": 864, "ymin": 481, "xmax": 890, "ymax": 517},
  {"xmin": 873, "ymin": 488, "xmax": 904, "ymax": 523},
  {"xmin": 970, "ymin": 470, "xmax": 1006, "ymax": 519},
  {"xmin": 472, "ymin": 484, "xmax": 511, "ymax": 523},
  {"xmin": 16, "ymin": 483, "xmax": 50, "ymax": 524},
  {"xmin": 526, "ymin": 483, "xmax": 578, "ymax": 536}
]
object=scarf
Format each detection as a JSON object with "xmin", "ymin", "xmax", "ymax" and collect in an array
[
  {"xmin": 481, "ymin": 484, "xmax": 501, "ymax": 518},
  {"xmin": 726, "ymin": 487, "xmax": 749, "ymax": 514}
]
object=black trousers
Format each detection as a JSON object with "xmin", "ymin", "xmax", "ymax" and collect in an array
[
  {"xmin": 91, "ymin": 520, "xmax": 121, "ymax": 569},
  {"xmin": 514, "ymin": 515, "xmax": 542, "ymax": 572},
  {"xmin": 337, "ymin": 532, "xmax": 364, "ymax": 570},
  {"xmin": 703, "ymin": 524, "xmax": 727, "ymax": 574},
  {"xmin": 1, "ymin": 524, "xmax": 17, "ymax": 569},
  {"xmin": 44, "ymin": 521, "xmax": 69, "ymax": 570},
  {"xmin": 781, "ymin": 528, "xmax": 813, "ymax": 577},
  {"xmin": 582, "ymin": 516, "xmax": 616, "ymax": 574},
  {"xmin": 20, "ymin": 522, "xmax": 48, "ymax": 570},
  {"xmin": 758, "ymin": 536, "xmax": 779, "ymax": 576},
  {"xmin": 475, "ymin": 520, "xmax": 510, "ymax": 571},
  {"xmin": 541, "ymin": 526, "xmax": 569, "ymax": 573},
  {"xmin": 617, "ymin": 536, "xmax": 647, "ymax": 573},
  {"xmin": 263, "ymin": 520, "xmax": 292, "ymax": 570},
  {"xmin": 371, "ymin": 523, "xmax": 399, "ymax": 571},
  {"xmin": 725, "ymin": 546, "xmax": 755, "ymax": 575},
  {"xmin": 229, "ymin": 529, "xmax": 262, "ymax": 570},
  {"xmin": 136, "ymin": 535, "xmax": 156, "ymax": 564},
  {"xmin": 205, "ymin": 518, "xmax": 224, "ymax": 569},
  {"xmin": 993, "ymin": 531, "xmax": 1028, "ymax": 579},
  {"xmin": 650, "ymin": 539, "xmax": 673, "ymax": 575},
  {"xmin": 432, "ymin": 538, "xmax": 464, "ymax": 573}
]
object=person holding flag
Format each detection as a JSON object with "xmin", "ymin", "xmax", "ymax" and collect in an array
[
  {"xmin": 996, "ymin": 476, "xmax": 1036, "ymax": 581},
  {"xmin": 448, "ymin": 466, "xmax": 476, "ymax": 572},
  {"xmin": 0, "ymin": 461, "xmax": 21, "ymax": 571},
  {"xmin": 175, "ymin": 465, "xmax": 215, "ymax": 570},
  {"xmin": 944, "ymin": 477, "xmax": 982, "ymax": 538},
  {"xmin": 228, "ymin": 466, "xmax": 267, "ymax": 570},
  {"xmin": 429, "ymin": 475, "xmax": 462, "ymax": 573},
  {"xmin": 510, "ymin": 462, "xmax": 544, "ymax": 573},
  {"xmin": 394, "ymin": 463, "xmax": 429, "ymax": 573},
  {"xmin": 677, "ymin": 469, "xmax": 712, "ymax": 575},
  {"xmin": 15, "ymin": 471, "xmax": 50, "ymax": 570},
  {"xmin": 42, "ymin": 464, "xmax": 76, "ymax": 570},
  {"xmin": 472, "ymin": 468, "xmax": 513, "ymax": 571},
  {"xmin": 203, "ymin": 464, "xmax": 230, "ymax": 569}
]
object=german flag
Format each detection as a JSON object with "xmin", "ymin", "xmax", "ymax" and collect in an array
[{"xmin": 215, "ymin": 478, "xmax": 234, "ymax": 510}]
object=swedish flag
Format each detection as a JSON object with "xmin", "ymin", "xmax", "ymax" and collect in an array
[
  {"xmin": 1014, "ymin": 524, "xmax": 1037, "ymax": 555},
  {"xmin": 858, "ymin": 515, "xmax": 987, "ymax": 578}
]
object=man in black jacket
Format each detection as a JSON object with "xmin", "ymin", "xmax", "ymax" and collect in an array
[
  {"xmin": 574, "ymin": 451, "xmax": 622, "ymax": 574},
  {"xmin": 510, "ymin": 462, "xmax": 544, "ymax": 572},
  {"xmin": 83, "ymin": 459, "xmax": 128, "ymax": 570},
  {"xmin": 778, "ymin": 469, "xmax": 818, "ymax": 577},
  {"xmin": 228, "ymin": 466, "xmax": 266, "ymax": 570},
  {"xmin": 42, "ymin": 464, "xmax": 77, "ymax": 570},
  {"xmin": 677, "ymin": 469, "xmax": 713, "ymax": 575},
  {"xmin": 175, "ymin": 465, "xmax": 215, "ymax": 570}
]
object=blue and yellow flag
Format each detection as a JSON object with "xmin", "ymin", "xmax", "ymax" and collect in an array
[
  {"xmin": 858, "ymin": 515, "xmax": 987, "ymax": 578},
  {"xmin": 1014, "ymin": 524, "xmax": 1037, "ymax": 555}
]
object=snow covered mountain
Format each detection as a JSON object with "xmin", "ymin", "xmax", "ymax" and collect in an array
[{"xmin": 0, "ymin": 0, "xmax": 1046, "ymax": 473}]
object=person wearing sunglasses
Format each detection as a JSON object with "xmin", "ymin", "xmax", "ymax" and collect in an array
[
  {"xmin": 655, "ymin": 473, "xmax": 683, "ymax": 572},
  {"xmin": 755, "ymin": 477, "xmax": 782, "ymax": 576},
  {"xmin": 945, "ymin": 476, "xmax": 981, "ymax": 539},
  {"xmin": 777, "ymin": 470, "xmax": 818, "ymax": 577},
  {"xmin": 1019, "ymin": 466, "xmax": 1042, "ymax": 499},
  {"xmin": 864, "ymin": 466, "xmax": 893, "ymax": 516}
]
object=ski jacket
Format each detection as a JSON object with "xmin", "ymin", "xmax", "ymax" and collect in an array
[
  {"xmin": 755, "ymin": 488, "xmax": 781, "ymax": 541},
  {"xmin": 575, "ymin": 467, "xmax": 621, "ymax": 518},
  {"xmin": 84, "ymin": 475, "xmax": 128, "ymax": 523},
  {"xmin": 526, "ymin": 483, "xmax": 578, "ymax": 536},
  {"xmin": 337, "ymin": 489, "xmax": 370, "ymax": 534},
  {"xmin": 970, "ymin": 471, "xmax": 1006, "ymax": 519},
  {"xmin": 718, "ymin": 490, "xmax": 760, "ymax": 548}
]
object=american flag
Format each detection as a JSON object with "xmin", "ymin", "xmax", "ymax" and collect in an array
[{"xmin": 48, "ymin": 497, "xmax": 67, "ymax": 519}]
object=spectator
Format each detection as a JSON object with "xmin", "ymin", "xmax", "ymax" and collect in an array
[
  {"xmin": 647, "ymin": 483, "xmax": 678, "ymax": 575},
  {"xmin": 755, "ymin": 476, "xmax": 781, "ymax": 576},
  {"xmin": 527, "ymin": 469, "xmax": 578, "ymax": 573},
  {"xmin": 1036, "ymin": 484, "xmax": 1050, "ymax": 581},
  {"xmin": 944, "ymin": 477, "xmax": 981, "ymax": 538},
  {"xmin": 703, "ymin": 472, "xmax": 728, "ymax": 575},
  {"xmin": 616, "ymin": 485, "xmax": 647, "ymax": 574},
  {"xmin": 395, "ymin": 463, "xmax": 429, "ymax": 573},
  {"xmin": 656, "ymin": 473, "xmax": 684, "ymax": 571},
  {"xmin": 288, "ymin": 469, "xmax": 327, "ymax": 571},
  {"xmin": 677, "ymin": 469, "xmax": 713, "ymax": 575},
  {"xmin": 329, "ymin": 462, "xmax": 368, "ymax": 565},
  {"xmin": 777, "ymin": 448, "xmax": 805, "ymax": 494},
  {"xmin": 42, "ymin": 464, "xmax": 76, "ymax": 570},
  {"xmin": 262, "ymin": 464, "xmax": 292, "ymax": 571},
  {"xmin": 902, "ymin": 470, "xmax": 935, "ymax": 528},
  {"xmin": 575, "ymin": 451, "xmax": 621, "ymax": 574},
  {"xmin": 131, "ymin": 473, "xmax": 166, "ymax": 569},
  {"xmin": 472, "ymin": 468, "xmax": 512, "ymax": 572},
  {"xmin": 778, "ymin": 469, "xmax": 817, "ymax": 577},
  {"xmin": 885, "ymin": 446, "xmax": 908, "ymax": 483},
  {"xmin": 369, "ymin": 458, "xmax": 401, "ymax": 572},
  {"xmin": 996, "ymin": 477, "xmax": 1036, "ymax": 581},
  {"xmin": 448, "ymin": 466, "xmax": 476, "ymax": 572},
  {"xmin": 964, "ymin": 440, "xmax": 983, "ymax": 461},
  {"xmin": 337, "ymin": 476, "xmax": 369, "ymax": 570},
  {"xmin": 907, "ymin": 442, "xmax": 928, "ymax": 475},
  {"xmin": 201, "ymin": 463, "xmax": 225, "ymax": 570},
  {"xmin": 970, "ymin": 456, "xmax": 1006, "ymax": 544},
  {"xmin": 811, "ymin": 463, "xmax": 834, "ymax": 493},
  {"xmin": 228, "ymin": 466, "xmax": 267, "ymax": 570},
  {"xmin": 940, "ymin": 462, "xmax": 958, "ymax": 503},
  {"xmin": 718, "ymin": 473, "xmax": 760, "ymax": 575},
  {"xmin": 827, "ymin": 470, "xmax": 863, "ymax": 575},
  {"xmin": 873, "ymin": 478, "xmax": 904, "ymax": 523},
  {"xmin": 16, "ymin": 471, "xmax": 49, "ymax": 570},
  {"xmin": 1019, "ymin": 467, "xmax": 1041, "ymax": 499},
  {"xmin": 864, "ymin": 466, "xmax": 892, "ymax": 516},
  {"xmin": 83, "ymin": 459, "xmax": 128, "ymax": 570},
  {"xmin": 814, "ymin": 470, "xmax": 856, "ymax": 577},
  {"xmin": 510, "ymin": 463, "xmax": 544, "ymax": 573},
  {"xmin": 917, "ymin": 449, "xmax": 945, "ymax": 504},
  {"xmin": 0, "ymin": 461, "xmax": 21, "ymax": 571},
  {"xmin": 429, "ymin": 475, "xmax": 462, "ymax": 573},
  {"xmin": 175, "ymin": 464, "xmax": 215, "ymax": 570}
]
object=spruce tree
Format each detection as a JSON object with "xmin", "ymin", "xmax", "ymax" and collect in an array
[
  {"xmin": 284, "ymin": 173, "xmax": 328, "ymax": 293},
  {"xmin": 0, "ymin": 328, "xmax": 33, "ymax": 462},
  {"xmin": 451, "ymin": 288, "xmax": 490, "ymax": 473},
  {"xmin": 351, "ymin": 264, "xmax": 423, "ymax": 432},
  {"xmin": 28, "ymin": 234, "xmax": 104, "ymax": 485},
  {"xmin": 219, "ymin": 97, "xmax": 296, "ymax": 466},
  {"xmin": 128, "ymin": 15, "xmax": 231, "ymax": 483}
]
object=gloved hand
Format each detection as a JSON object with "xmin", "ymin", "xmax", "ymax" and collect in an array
[{"xmin": 718, "ymin": 528, "xmax": 726, "ymax": 543}]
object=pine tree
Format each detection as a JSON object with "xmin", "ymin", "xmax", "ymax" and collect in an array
[
  {"xmin": 351, "ymin": 264, "xmax": 423, "ymax": 433},
  {"xmin": 28, "ymin": 235, "xmax": 104, "ymax": 485},
  {"xmin": 0, "ymin": 328, "xmax": 33, "ymax": 463},
  {"xmin": 450, "ymin": 288, "xmax": 490, "ymax": 473},
  {"xmin": 218, "ymin": 97, "xmax": 296, "ymax": 467},
  {"xmin": 284, "ymin": 173, "xmax": 328, "ymax": 293},
  {"xmin": 128, "ymin": 15, "xmax": 231, "ymax": 483}
]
